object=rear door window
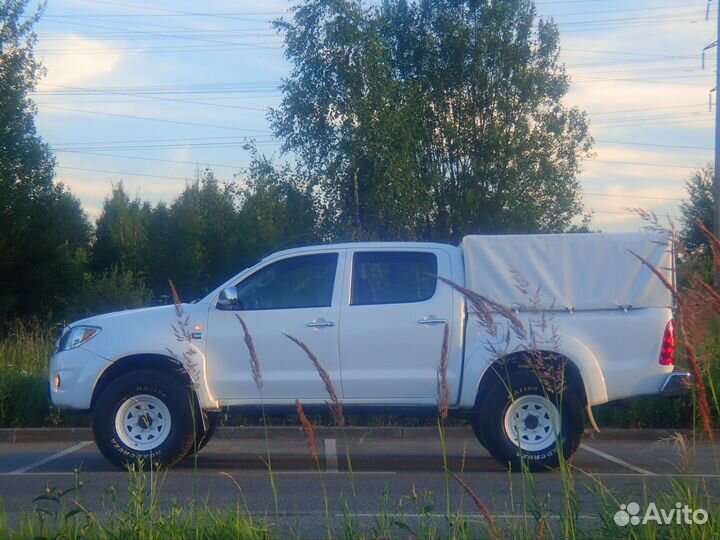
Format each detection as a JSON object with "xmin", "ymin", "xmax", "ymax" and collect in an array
[{"xmin": 351, "ymin": 251, "xmax": 437, "ymax": 306}]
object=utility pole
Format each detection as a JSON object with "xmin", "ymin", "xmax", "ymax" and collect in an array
[
  {"xmin": 704, "ymin": 0, "xmax": 720, "ymax": 284},
  {"xmin": 715, "ymin": 1, "xmax": 720, "ymax": 248}
]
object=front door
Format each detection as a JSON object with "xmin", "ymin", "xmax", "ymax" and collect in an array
[{"xmin": 205, "ymin": 251, "xmax": 344, "ymax": 402}]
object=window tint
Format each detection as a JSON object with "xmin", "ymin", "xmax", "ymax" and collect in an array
[
  {"xmin": 235, "ymin": 253, "xmax": 338, "ymax": 310},
  {"xmin": 351, "ymin": 251, "xmax": 437, "ymax": 306}
]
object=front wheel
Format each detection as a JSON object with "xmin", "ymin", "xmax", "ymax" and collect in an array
[
  {"xmin": 93, "ymin": 370, "xmax": 196, "ymax": 469},
  {"xmin": 191, "ymin": 412, "xmax": 219, "ymax": 454},
  {"xmin": 478, "ymin": 371, "xmax": 584, "ymax": 471}
]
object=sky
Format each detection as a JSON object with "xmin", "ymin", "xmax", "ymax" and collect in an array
[{"xmin": 28, "ymin": 0, "xmax": 717, "ymax": 232}]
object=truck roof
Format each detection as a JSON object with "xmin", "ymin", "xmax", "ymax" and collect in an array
[{"xmin": 261, "ymin": 241, "xmax": 457, "ymax": 262}]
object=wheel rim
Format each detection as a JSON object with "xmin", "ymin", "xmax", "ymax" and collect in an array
[
  {"xmin": 115, "ymin": 394, "xmax": 172, "ymax": 451},
  {"xmin": 503, "ymin": 395, "xmax": 560, "ymax": 452}
]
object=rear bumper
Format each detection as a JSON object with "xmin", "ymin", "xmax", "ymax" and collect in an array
[{"xmin": 660, "ymin": 371, "xmax": 692, "ymax": 398}]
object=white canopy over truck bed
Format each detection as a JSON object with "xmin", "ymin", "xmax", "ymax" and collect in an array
[{"xmin": 461, "ymin": 232, "xmax": 673, "ymax": 312}]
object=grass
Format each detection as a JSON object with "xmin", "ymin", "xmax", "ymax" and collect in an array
[{"xmin": 0, "ymin": 324, "xmax": 90, "ymax": 428}]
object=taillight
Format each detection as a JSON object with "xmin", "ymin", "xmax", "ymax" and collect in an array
[{"xmin": 659, "ymin": 319, "xmax": 675, "ymax": 366}]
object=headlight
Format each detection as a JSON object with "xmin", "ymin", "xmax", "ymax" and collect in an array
[{"xmin": 57, "ymin": 326, "xmax": 101, "ymax": 352}]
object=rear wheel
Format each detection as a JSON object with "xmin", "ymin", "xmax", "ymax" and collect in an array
[
  {"xmin": 93, "ymin": 370, "xmax": 195, "ymax": 469},
  {"xmin": 477, "ymin": 371, "xmax": 584, "ymax": 471}
]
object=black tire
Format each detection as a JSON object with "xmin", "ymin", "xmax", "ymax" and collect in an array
[
  {"xmin": 471, "ymin": 416, "xmax": 486, "ymax": 448},
  {"xmin": 93, "ymin": 370, "xmax": 196, "ymax": 469},
  {"xmin": 478, "ymin": 371, "xmax": 584, "ymax": 472},
  {"xmin": 191, "ymin": 412, "xmax": 218, "ymax": 454}
]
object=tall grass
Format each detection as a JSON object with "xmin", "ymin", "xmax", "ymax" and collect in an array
[{"xmin": 0, "ymin": 324, "xmax": 86, "ymax": 428}]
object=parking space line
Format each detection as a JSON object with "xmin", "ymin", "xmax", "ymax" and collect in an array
[
  {"xmin": 580, "ymin": 443, "xmax": 656, "ymax": 476},
  {"xmin": 8, "ymin": 441, "xmax": 93, "ymax": 474},
  {"xmin": 324, "ymin": 438, "xmax": 338, "ymax": 472}
]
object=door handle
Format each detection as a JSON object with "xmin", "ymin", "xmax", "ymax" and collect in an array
[
  {"xmin": 306, "ymin": 319, "xmax": 335, "ymax": 328},
  {"xmin": 417, "ymin": 317, "xmax": 447, "ymax": 325}
]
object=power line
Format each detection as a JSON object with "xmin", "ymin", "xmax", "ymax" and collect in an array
[
  {"xmin": 591, "ymin": 210, "xmax": 681, "ymax": 218},
  {"xmin": 594, "ymin": 139, "xmax": 713, "ymax": 151},
  {"xmin": 591, "ymin": 117, "xmax": 714, "ymax": 129},
  {"xmin": 591, "ymin": 159, "xmax": 702, "ymax": 169},
  {"xmin": 51, "ymin": 135, "xmax": 262, "ymax": 146},
  {"xmin": 36, "ymin": 83, "xmax": 271, "ymax": 112},
  {"xmin": 55, "ymin": 149, "xmax": 251, "ymax": 170},
  {"xmin": 592, "ymin": 112, "xmax": 712, "ymax": 127},
  {"xmin": 57, "ymin": 165, "xmax": 196, "ymax": 181},
  {"xmin": 35, "ymin": 81, "xmax": 282, "ymax": 94},
  {"xmin": 545, "ymin": 3, "xmax": 704, "ymax": 18},
  {"xmin": 39, "ymin": 105, "xmax": 272, "ymax": 133},
  {"xmin": 76, "ymin": 0, "xmax": 284, "ymax": 23},
  {"xmin": 43, "ymin": 11, "xmax": 284, "ymax": 18},
  {"xmin": 583, "ymin": 192, "xmax": 683, "ymax": 201},
  {"xmin": 587, "ymin": 103, "xmax": 707, "ymax": 116}
]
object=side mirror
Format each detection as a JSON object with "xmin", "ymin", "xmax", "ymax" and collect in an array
[{"xmin": 217, "ymin": 286, "xmax": 240, "ymax": 310}]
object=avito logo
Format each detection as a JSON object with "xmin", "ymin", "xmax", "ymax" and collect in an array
[{"xmin": 614, "ymin": 502, "xmax": 709, "ymax": 527}]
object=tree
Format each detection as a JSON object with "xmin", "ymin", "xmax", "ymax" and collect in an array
[
  {"xmin": 680, "ymin": 167, "xmax": 714, "ymax": 256},
  {"xmin": 237, "ymin": 147, "xmax": 319, "ymax": 265},
  {"xmin": 271, "ymin": 0, "xmax": 591, "ymax": 241},
  {"xmin": 0, "ymin": 0, "xmax": 90, "ymax": 324},
  {"xmin": 162, "ymin": 168, "xmax": 240, "ymax": 299},
  {"xmin": 91, "ymin": 182, "xmax": 151, "ymax": 275}
]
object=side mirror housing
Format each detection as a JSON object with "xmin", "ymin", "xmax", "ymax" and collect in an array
[{"xmin": 217, "ymin": 286, "xmax": 240, "ymax": 310}]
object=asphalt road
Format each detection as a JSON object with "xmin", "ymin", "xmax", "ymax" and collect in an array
[{"xmin": 1, "ymin": 428, "xmax": 718, "ymax": 537}]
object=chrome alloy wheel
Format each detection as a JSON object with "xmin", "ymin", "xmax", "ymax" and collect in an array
[
  {"xmin": 115, "ymin": 394, "xmax": 172, "ymax": 450},
  {"xmin": 503, "ymin": 395, "xmax": 560, "ymax": 452}
]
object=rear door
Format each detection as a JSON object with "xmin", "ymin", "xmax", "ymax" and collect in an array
[{"xmin": 339, "ymin": 248, "xmax": 453, "ymax": 401}]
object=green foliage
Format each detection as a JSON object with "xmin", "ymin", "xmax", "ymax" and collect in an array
[
  {"xmin": 271, "ymin": 0, "xmax": 592, "ymax": 241},
  {"xmin": 0, "ymin": 0, "xmax": 91, "ymax": 325},
  {"xmin": 159, "ymin": 168, "xmax": 241, "ymax": 299},
  {"xmin": 0, "ymin": 324, "xmax": 88, "ymax": 427},
  {"xmin": 69, "ymin": 265, "xmax": 153, "ymax": 320},
  {"xmin": 680, "ymin": 166, "xmax": 714, "ymax": 257},
  {"xmin": 91, "ymin": 182, "xmax": 152, "ymax": 274},
  {"xmin": 237, "ymin": 147, "xmax": 319, "ymax": 266}
]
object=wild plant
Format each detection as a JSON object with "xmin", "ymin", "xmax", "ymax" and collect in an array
[
  {"xmin": 283, "ymin": 332, "xmax": 352, "ymax": 538},
  {"xmin": 166, "ymin": 279, "xmax": 201, "ymax": 386},
  {"xmin": 234, "ymin": 314, "xmax": 279, "ymax": 529}
]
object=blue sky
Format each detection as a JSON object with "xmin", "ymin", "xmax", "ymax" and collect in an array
[{"xmin": 30, "ymin": 0, "xmax": 716, "ymax": 232}]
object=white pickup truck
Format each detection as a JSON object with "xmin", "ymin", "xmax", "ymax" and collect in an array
[{"xmin": 49, "ymin": 232, "xmax": 689, "ymax": 471}]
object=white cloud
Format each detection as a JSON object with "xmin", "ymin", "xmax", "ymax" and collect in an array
[{"xmin": 37, "ymin": 35, "xmax": 126, "ymax": 92}]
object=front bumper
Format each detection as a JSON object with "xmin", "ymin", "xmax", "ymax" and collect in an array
[
  {"xmin": 660, "ymin": 370, "xmax": 692, "ymax": 398},
  {"xmin": 49, "ymin": 347, "xmax": 112, "ymax": 410}
]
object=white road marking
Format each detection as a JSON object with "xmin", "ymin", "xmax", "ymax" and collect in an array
[
  {"xmin": 8, "ymin": 441, "xmax": 93, "ymax": 474},
  {"xmin": 269, "ymin": 470, "xmax": 396, "ymax": 475},
  {"xmin": 324, "ymin": 438, "xmax": 338, "ymax": 472},
  {"xmin": 0, "ymin": 472, "xmax": 74, "ymax": 476},
  {"xmin": 580, "ymin": 443, "xmax": 656, "ymax": 476},
  {"xmin": 586, "ymin": 472, "xmax": 720, "ymax": 478},
  {"xmin": 334, "ymin": 513, "xmax": 600, "ymax": 520}
]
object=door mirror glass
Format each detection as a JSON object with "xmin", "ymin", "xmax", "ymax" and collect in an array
[{"xmin": 217, "ymin": 286, "xmax": 240, "ymax": 310}]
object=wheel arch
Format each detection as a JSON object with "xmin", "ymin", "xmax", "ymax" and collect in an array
[
  {"xmin": 91, "ymin": 354, "xmax": 197, "ymax": 411},
  {"xmin": 474, "ymin": 350, "xmax": 589, "ymax": 410}
]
